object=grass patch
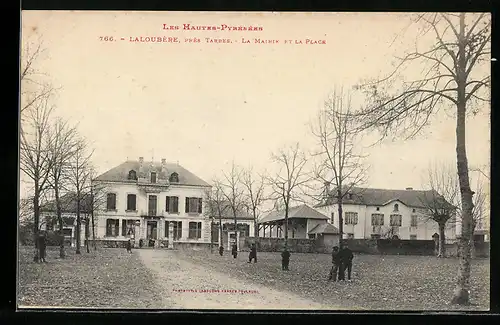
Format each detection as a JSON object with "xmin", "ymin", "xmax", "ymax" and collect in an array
[
  {"xmin": 18, "ymin": 246, "xmax": 162, "ymax": 309},
  {"xmin": 173, "ymin": 250, "xmax": 490, "ymax": 311}
]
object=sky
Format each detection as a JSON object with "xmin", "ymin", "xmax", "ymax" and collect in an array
[{"xmin": 20, "ymin": 11, "xmax": 490, "ymax": 200}]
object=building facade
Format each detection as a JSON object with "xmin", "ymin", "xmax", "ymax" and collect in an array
[
  {"xmin": 92, "ymin": 157, "xmax": 212, "ymax": 247},
  {"xmin": 206, "ymin": 201, "xmax": 256, "ymax": 251},
  {"xmin": 314, "ymin": 186, "xmax": 457, "ymax": 241}
]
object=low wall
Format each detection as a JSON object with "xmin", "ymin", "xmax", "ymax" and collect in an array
[
  {"xmin": 445, "ymin": 242, "xmax": 490, "ymax": 258},
  {"xmin": 244, "ymin": 237, "xmax": 319, "ymax": 253},
  {"xmin": 87, "ymin": 239, "xmax": 214, "ymax": 251}
]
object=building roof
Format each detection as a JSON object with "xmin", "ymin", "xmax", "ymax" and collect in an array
[
  {"xmin": 206, "ymin": 201, "xmax": 254, "ymax": 220},
  {"xmin": 315, "ymin": 186, "xmax": 454, "ymax": 209},
  {"xmin": 308, "ymin": 223, "xmax": 340, "ymax": 235},
  {"xmin": 93, "ymin": 160, "xmax": 210, "ymax": 187},
  {"xmin": 259, "ymin": 204, "xmax": 329, "ymax": 224},
  {"xmin": 40, "ymin": 192, "xmax": 93, "ymax": 214}
]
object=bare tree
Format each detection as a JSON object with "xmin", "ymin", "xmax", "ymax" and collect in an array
[
  {"xmin": 419, "ymin": 163, "xmax": 459, "ymax": 258},
  {"xmin": 46, "ymin": 118, "xmax": 79, "ymax": 258},
  {"xmin": 350, "ymin": 13, "xmax": 490, "ymax": 305},
  {"xmin": 83, "ymin": 173, "xmax": 109, "ymax": 251},
  {"xmin": 241, "ymin": 167, "xmax": 267, "ymax": 241},
  {"xmin": 267, "ymin": 143, "xmax": 310, "ymax": 251},
  {"xmin": 20, "ymin": 36, "xmax": 56, "ymax": 120},
  {"xmin": 220, "ymin": 162, "xmax": 246, "ymax": 252},
  {"xmin": 204, "ymin": 178, "xmax": 229, "ymax": 251},
  {"xmin": 66, "ymin": 137, "xmax": 94, "ymax": 254},
  {"xmin": 20, "ymin": 98, "xmax": 55, "ymax": 262},
  {"xmin": 311, "ymin": 88, "xmax": 368, "ymax": 249}
]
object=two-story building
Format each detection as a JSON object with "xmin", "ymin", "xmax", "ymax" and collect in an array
[
  {"xmin": 92, "ymin": 157, "xmax": 212, "ymax": 247},
  {"xmin": 314, "ymin": 186, "xmax": 457, "ymax": 241}
]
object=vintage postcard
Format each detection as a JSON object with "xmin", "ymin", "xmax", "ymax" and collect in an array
[{"xmin": 18, "ymin": 11, "xmax": 490, "ymax": 311}]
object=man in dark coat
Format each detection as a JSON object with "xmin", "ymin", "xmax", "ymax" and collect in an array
[
  {"xmin": 126, "ymin": 239, "xmax": 132, "ymax": 253},
  {"xmin": 248, "ymin": 243, "xmax": 257, "ymax": 263},
  {"xmin": 338, "ymin": 246, "xmax": 354, "ymax": 281},
  {"xmin": 281, "ymin": 248, "xmax": 290, "ymax": 271},
  {"xmin": 328, "ymin": 246, "xmax": 341, "ymax": 281},
  {"xmin": 219, "ymin": 245, "xmax": 224, "ymax": 256},
  {"xmin": 38, "ymin": 233, "xmax": 47, "ymax": 263},
  {"xmin": 231, "ymin": 244, "xmax": 238, "ymax": 258}
]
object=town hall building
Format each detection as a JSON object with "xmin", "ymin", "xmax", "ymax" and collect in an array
[{"xmin": 91, "ymin": 157, "xmax": 212, "ymax": 247}]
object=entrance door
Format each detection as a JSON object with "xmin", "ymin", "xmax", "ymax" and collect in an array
[{"xmin": 147, "ymin": 221, "xmax": 157, "ymax": 240}]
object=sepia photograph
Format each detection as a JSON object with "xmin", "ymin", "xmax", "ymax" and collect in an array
[{"xmin": 18, "ymin": 11, "xmax": 490, "ymax": 311}]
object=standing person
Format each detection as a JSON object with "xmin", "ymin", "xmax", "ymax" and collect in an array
[
  {"xmin": 248, "ymin": 243, "xmax": 257, "ymax": 263},
  {"xmin": 328, "ymin": 246, "xmax": 341, "ymax": 281},
  {"xmin": 281, "ymin": 248, "xmax": 290, "ymax": 271},
  {"xmin": 126, "ymin": 239, "xmax": 132, "ymax": 254},
  {"xmin": 38, "ymin": 233, "xmax": 47, "ymax": 263},
  {"xmin": 219, "ymin": 245, "xmax": 224, "ymax": 256},
  {"xmin": 339, "ymin": 246, "xmax": 354, "ymax": 281},
  {"xmin": 231, "ymin": 244, "xmax": 238, "ymax": 258}
]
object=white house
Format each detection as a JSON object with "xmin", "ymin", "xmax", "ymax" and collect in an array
[
  {"xmin": 314, "ymin": 186, "xmax": 457, "ymax": 241},
  {"xmin": 206, "ymin": 200, "xmax": 256, "ymax": 251},
  {"xmin": 39, "ymin": 192, "xmax": 89, "ymax": 247},
  {"xmin": 91, "ymin": 157, "xmax": 212, "ymax": 247}
]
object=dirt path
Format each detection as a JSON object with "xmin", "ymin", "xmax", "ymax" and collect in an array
[{"xmin": 137, "ymin": 249, "xmax": 336, "ymax": 310}]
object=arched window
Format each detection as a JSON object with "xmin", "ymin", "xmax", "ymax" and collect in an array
[
  {"xmin": 169, "ymin": 172, "xmax": 179, "ymax": 183},
  {"xmin": 394, "ymin": 203, "xmax": 399, "ymax": 212},
  {"xmin": 128, "ymin": 170, "xmax": 137, "ymax": 180}
]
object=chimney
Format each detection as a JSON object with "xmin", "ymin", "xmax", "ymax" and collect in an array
[
  {"xmin": 161, "ymin": 158, "xmax": 166, "ymax": 173},
  {"xmin": 406, "ymin": 187, "xmax": 413, "ymax": 190},
  {"xmin": 139, "ymin": 157, "xmax": 144, "ymax": 173}
]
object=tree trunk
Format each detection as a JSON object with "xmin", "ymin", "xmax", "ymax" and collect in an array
[
  {"xmin": 55, "ymin": 187, "xmax": 65, "ymax": 259},
  {"xmin": 451, "ymin": 12, "xmax": 474, "ymax": 306},
  {"xmin": 284, "ymin": 202, "xmax": 289, "ymax": 250},
  {"xmin": 76, "ymin": 196, "xmax": 81, "ymax": 254},
  {"xmin": 91, "ymin": 205, "xmax": 97, "ymax": 250},
  {"xmin": 219, "ymin": 215, "xmax": 223, "ymax": 249},
  {"xmin": 32, "ymin": 189, "xmax": 40, "ymax": 263},
  {"xmin": 337, "ymin": 188, "xmax": 344, "ymax": 249},
  {"xmin": 233, "ymin": 209, "xmax": 238, "ymax": 251},
  {"xmin": 85, "ymin": 215, "xmax": 90, "ymax": 253},
  {"xmin": 438, "ymin": 222, "xmax": 446, "ymax": 258}
]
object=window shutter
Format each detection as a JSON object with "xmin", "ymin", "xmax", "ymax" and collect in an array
[
  {"xmin": 185, "ymin": 197, "xmax": 189, "ymax": 213},
  {"xmin": 166, "ymin": 196, "xmax": 170, "ymax": 213},
  {"xmin": 174, "ymin": 197, "xmax": 179, "ymax": 213},
  {"xmin": 165, "ymin": 221, "xmax": 169, "ymax": 237},
  {"xmin": 198, "ymin": 198, "xmax": 203, "ymax": 213}
]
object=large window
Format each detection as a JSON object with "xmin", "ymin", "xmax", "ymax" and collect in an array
[
  {"xmin": 106, "ymin": 193, "xmax": 116, "ymax": 210},
  {"xmin": 166, "ymin": 196, "xmax": 179, "ymax": 213},
  {"xmin": 410, "ymin": 215, "xmax": 418, "ymax": 227},
  {"xmin": 189, "ymin": 222, "xmax": 202, "ymax": 239},
  {"xmin": 122, "ymin": 220, "xmax": 137, "ymax": 237},
  {"xmin": 345, "ymin": 212, "xmax": 358, "ymax": 225},
  {"xmin": 106, "ymin": 219, "xmax": 119, "ymax": 237},
  {"xmin": 148, "ymin": 195, "xmax": 157, "ymax": 216},
  {"xmin": 165, "ymin": 221, "xmax": 182, "ymax": 239},
  {"xmin": 390, "ymin": 214, "xmax": 402, "ymax": 227},
  {"xmin": 371, "ymin": 213, "xmax": 384, "ymax": 226},
  {"xmin": 185, "ymin": 197, "xmax": 202, "ymax": 214},
  {"xmin": 127, "ymin": 194, "xmax": 137, "ymax": 211}
]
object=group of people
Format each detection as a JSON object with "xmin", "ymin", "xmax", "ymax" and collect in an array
[
  {"xmin": 218, "ymin": 242, "xmax": 354, "ymax": 281},
  {"xmin": 328, "ymin": 246, "xmax": 354, "ymax": 281}
]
